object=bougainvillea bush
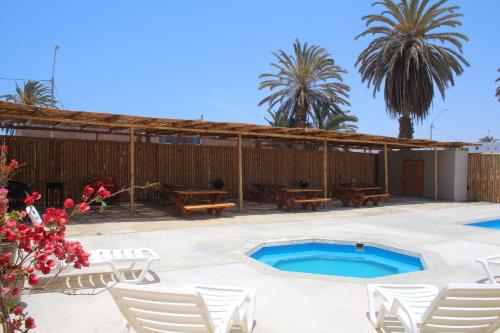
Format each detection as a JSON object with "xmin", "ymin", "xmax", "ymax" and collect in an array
[{"xmin": 0, "ymin": 145, "xmax": 110, "ymax": 332}]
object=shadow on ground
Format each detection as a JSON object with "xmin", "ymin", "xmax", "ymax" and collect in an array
[{"xmin": 68, "ymin": 196, "xmax": 444, "ymax": 225}]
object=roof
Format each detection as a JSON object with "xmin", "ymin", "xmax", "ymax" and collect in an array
[{"xmin": 0, "ymin": 101, "xmax": 471, "ymax": 149}]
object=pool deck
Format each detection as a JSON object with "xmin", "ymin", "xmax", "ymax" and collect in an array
[{"xmin": 25, "ymin": 199, "xmax": 500, "ymax": 333}]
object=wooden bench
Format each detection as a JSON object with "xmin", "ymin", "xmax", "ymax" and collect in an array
[
  {"xmin": 291, "ymin": 197, "xmax": 331, "ymax": 210},
  {"xmin": 182, "ymin": 202, "xmax": 236, "ymax": 217},
  {"xmin": 354, "ymin": 194, "xmax": 389, "ymax": 207}
]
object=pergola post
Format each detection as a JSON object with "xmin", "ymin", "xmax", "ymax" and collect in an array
[
  {"xmin": 237, "ymin": 134, "xmax": 243, "ymax": 211},
  {"xmin": 434, "ymin": 147, "xmax": 438, "ymax": 200},
  {"xmin": 323, "ymin": 140, "xmax": 328, "ymax": 198},
  {"xmin": 383, "ymin": 144, "xmax": 389, "ymax": 194},
  {"xmin": 129, "ymin": 127, "xmax": 135, "ymax": 214}
]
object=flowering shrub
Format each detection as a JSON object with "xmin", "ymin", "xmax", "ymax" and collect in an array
[{"xmin": 0, "ymin": 145, "xmax": 110, "ymax": 332}]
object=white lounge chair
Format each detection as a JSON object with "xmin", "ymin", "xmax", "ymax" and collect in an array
[
  {"xmin": 108, "ymin": 283, "xmax": 257, "ymax": 333},
  {"xmin": 27, "ymin": 206, "xmax": 160, "ymax": 284},
  {"xmin": 478, "ymin": 255, "xmax": 500, "ymax": 284},
  {"xmin": 186, "ymin": 284, "xmax": 257, "ymax": 333},
  {"xmin": 367, "ymin": 283, "xmax": 500, "ymax": 333},
  {"xmin": 67, "ymin": 248, "xmax": 160, "ymax": 284}
]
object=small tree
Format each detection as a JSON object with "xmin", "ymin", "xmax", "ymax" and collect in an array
[
  {"xmin": 479, "ymin": 135, "xmax": 498, "ymax": 143},
  {"xmin": 0, "ymin": 145, "xmax": 108, "ymax": 332}
]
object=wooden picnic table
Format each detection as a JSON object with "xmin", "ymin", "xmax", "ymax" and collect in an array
[
  {"xmin": 159, "ymin": 184, "xmax": 191, "ymax": 204},
  {"xmin": 275, "ymin": 188, "xmax": 330, "ymax": 211},
  {"xmin": 339, "ymin": 186, "xmax": 389, "ymax": 207},
  {"xmin": 172, "ymin": 190, "xmax": 236, "ymax": 217}
]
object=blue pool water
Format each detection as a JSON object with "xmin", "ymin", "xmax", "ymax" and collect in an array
[
  {"xmin": 467, "ymin": 219, "xmax": 500, "ymax": 230},
  {"xmin": 250, "ymin": 242, "xmax": 424, "ymax": 278}
]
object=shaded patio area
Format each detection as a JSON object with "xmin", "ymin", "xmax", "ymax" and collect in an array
[{"xmin": 66, "ymin": 196, "xmax": 488, "ymax": 236}]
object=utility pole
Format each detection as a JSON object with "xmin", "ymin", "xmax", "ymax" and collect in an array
[{"xmin": 51, "ymin": 45, "xmax": 60, "ymax": 108}]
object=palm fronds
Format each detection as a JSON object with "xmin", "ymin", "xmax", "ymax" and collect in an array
[
  {"xmin": 355, "ymin": 0, "xmax": 469, "ymax": 138},
  {"xmin": 1, "ymin": 80, "xmax": 56, "ymax": 135},
  {"xmin": 259, "ymin": 40, "xmax": 350, "ymax": 128}
]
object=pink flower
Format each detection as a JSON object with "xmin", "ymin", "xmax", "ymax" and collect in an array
[
  {"xmin": 78, "ymin": 202, "xmax": 90, "ymax": 214},
  {"xmin": 5, "ymin": 218, "xmax": 17, "ymax": 227},
  {"xmin": 24, "ymin": 192, "xmax": 41, "ymax": 205},
  {"xmin": 13, "ymin": 306, "xmax": 23, "ymax": 315},
  {"xmin": 25, "ymin": 317, "xmax": 36, "ymax": 329},
  {"xmin": 83, "ymin": 185, "xmax": 94, "ymax": 197},
  {"xmin": 28, "ymin": 274, "xmax": 39, "ymax": 286},
  {"xmin": 63, "ymin": 198, "xmax": 74, "ymax": 209},
  {"xmin": 0, "ymin": 145, "xmax": 8, "ymax": 153},
  {"xmin": 96, "ymin": 186, "xmax": 111, "ymax": 198}
]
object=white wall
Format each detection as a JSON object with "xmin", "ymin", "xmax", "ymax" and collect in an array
[{"xmin": 377, "ymin": 149, "xmax": 468, "ymax": 201}]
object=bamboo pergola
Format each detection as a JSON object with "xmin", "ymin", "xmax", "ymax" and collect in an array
[{"xmin": 0, "ymin": 101, "xmax": 471, "ymax": 212}]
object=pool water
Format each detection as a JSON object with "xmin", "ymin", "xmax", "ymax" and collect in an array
[
  {"xmin": 467, "ymin": 219, "xmax": 500, "ymax": 230},
  {"xmin": 250, "ymin": 242, "xmax": 424, "ymax": 278}
]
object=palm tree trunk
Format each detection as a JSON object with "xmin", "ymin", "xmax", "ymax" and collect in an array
[
  {"xmin": 293, "ymin": 103, "xmax": 308, "ymax": 128},
  {"xmin": 398, "ymin": 113, "xmax": 414, "ymax": 139}
]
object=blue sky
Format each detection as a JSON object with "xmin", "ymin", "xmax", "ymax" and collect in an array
[{"xmin": 1, "ymin": 1, "xmax": 499, "ymax": 142}]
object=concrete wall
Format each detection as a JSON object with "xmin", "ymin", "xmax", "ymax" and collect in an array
[{"xmin": 377, "ymin": 149, "xmax": 468, "ymax": 201}]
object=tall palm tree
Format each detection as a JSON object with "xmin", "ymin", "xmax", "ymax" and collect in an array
[
  {"xmin": 355, "ymin": 0, "xmax": 469, "ymax": 138},
  {"xmin": 1, "ymin": 80, "xmax": 54, "ymax": 107},
  {"xmin": 1, "ymin": 80, "xmax": 55, "ymax": 135},
  {"xmin": 259, "ymin": 40, "xmax": 350, "ymax": 128}
]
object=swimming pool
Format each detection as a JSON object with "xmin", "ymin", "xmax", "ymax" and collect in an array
[
  {"xmin": 249, "ymin": 241, "xmax": 424, "ymax": 278},
  {"xmin": 467, "ymin": 219, "xmax": 500, "ymax": 230}
]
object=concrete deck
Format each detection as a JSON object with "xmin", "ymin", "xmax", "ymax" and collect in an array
[{"xmin": 25, "ymin": 199, "xmax": 500, "ymax": 333}]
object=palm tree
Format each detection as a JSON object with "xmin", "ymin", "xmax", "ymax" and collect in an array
[
  {"xmin": 1, "ymin": 80, "xmax": 54, "ymax": 107},
  {"xmin": 316, "ymin": 109, "xmax": 359, "ymax": 132},
  {"xmin": 266, "ymin": 106, "xmax": 358, "ymax": 132},
  {"xmin": 265, "ymin": 109, "xmax": 291, "ymax": 127},
  {"xmin": 1, "ymin": 80, "xmax": 55, "ymax": 135},
  {"xmin": 355, "ymin": 0, "xmax": 469, "ymax": 138},
  {"xmin": 496, "ymin": 68, "xmax": 500, "ymax": 102},
  {"xmin": 258, "ymin": 39, "xmax": 350, "ymax": 128},
  {"xmin": 479, "ymin": 135, "xmax": 498, "ymax": 143}
]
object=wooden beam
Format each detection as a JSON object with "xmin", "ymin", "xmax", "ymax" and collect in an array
[
  {"xmin": 323, "ymin": 140, "xmax": 328, "ymax": 198},
  {"xmin": 237, "ymin": 134, "xmax": 243, "ymax": 211},
  {"xmin": 129, "ymin": 128, "xmax": 135, "ymax": 214},
  {"xmin": 434, "ymin": 147, "xmax": 438, "ymax": 201},
  {"xmin": 0, "ymin": 113, "xmax": 432, "ymax": 148},
  {"xmin": 383, "ymin": 144, "xmax": 389, "ymax": 194},
  {"xmin": 0, "ymin": 101, "xmax": 470, "ymax": 148}
]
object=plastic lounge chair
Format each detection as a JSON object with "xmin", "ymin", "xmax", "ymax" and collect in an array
[
  {"xmin": 108, "ymin": 283, "xmax": 256, "ymax": 333},
  {"xmin": 186, "ymin": 284, "xmax": 257, "ymax": 333},
  {"xmin": 367, "ymin": 283, "xmax": 500, "ymax": 333},
  {"xmin": 27, "ymin": 206, "xmax": 160, "ymax": 284},
  {"xmin": 477, "ymin": 254, "xmax": 500, "ymax": 284},
  {"xmin": 69, "ymin": 248, "xmax": 160, "ymax": 284}
]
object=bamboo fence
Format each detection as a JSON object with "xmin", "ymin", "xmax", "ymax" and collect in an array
[
  {"xmin": 2, "ymin": 136, "xmax": 378, "ymax": 203},
  {"xmin": 468, "ymin": 153, "xmax": 500, "ymax": 203}
]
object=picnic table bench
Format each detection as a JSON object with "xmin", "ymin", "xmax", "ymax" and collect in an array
[
  {"xmin": 172, "ymin": 190, "xmax": 236, "ymax": 217},
  {"xmin": 339, "ymin": 186, "xmax": 389, "ymax": 207},
  {"xmin": 275, "ymin": 188, "xmax": 331, "ymax": 211}
]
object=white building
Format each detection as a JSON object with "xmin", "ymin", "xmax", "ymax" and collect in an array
[{"xmin": 468, "ymin": 142, "xmax": 500, "ymax": 153}]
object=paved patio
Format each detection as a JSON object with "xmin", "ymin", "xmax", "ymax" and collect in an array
[{"xmin": 25, "ymin": 199, "xmax": 500, "ymax": 333}]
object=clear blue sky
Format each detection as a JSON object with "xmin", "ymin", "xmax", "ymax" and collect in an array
[{"xmin": 1, "ymin": 1, "xmax": 498, "ymax": 142}]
